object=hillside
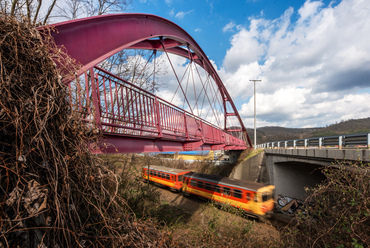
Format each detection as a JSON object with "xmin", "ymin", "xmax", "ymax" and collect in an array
[{"xmin": 246, "ymin": 117, "xmax": 370, "ymax": 144}]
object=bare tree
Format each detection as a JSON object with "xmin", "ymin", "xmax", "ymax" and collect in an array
[
  {"xmin": 55, "ymin": 0, "xmax": 132, "ymax": 20},
  {"xmin": 1, "ymin": 0, "xmax": 57, "ymax": 25},
  {"xmin": 83, "ymin": 0, "xmax": 131, "ymax": 16},
  {"xmin": 1, "ymin": 0, "xmax": 132, "ymax": 24},
  {"xmin": 99, "ymin": 49, "xmax": 167, "ymax": 93},
  {"xmin": 2, "ymin": 0, "xmax": 166, "ymax": 92}
]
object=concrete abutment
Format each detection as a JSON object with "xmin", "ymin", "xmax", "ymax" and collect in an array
[{"xmin": 229, "ymin": 148, "xmax": 368, "ymax": 200}]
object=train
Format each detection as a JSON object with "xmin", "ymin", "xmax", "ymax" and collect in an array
[
  {"xmin": 142, "ymin": 165, "xmax": 191, "ymax": 192},
  {"xmin": 142, "ymin": 165, "xmax": 275, "ymax": 218}
]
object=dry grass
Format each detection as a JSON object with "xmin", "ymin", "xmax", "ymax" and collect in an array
[
  {"xmin": 0, "ymin": 15, "xmax": 176, "ymax": 247},
  {"xmin": 111, "ymin": 153, "xmax": 281, "ymax": 247}
]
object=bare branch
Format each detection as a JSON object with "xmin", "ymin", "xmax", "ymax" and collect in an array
[
  {"xmin": 32, "ymin": 0, "xmax": 42, "ymax": 25},
  {"xmin": 43, "ymin": 0, "xmax": 56, "ymax": 24},
  {"xmin": 10, "ymin": 0, "xmax": 18, "ymax": 16}
]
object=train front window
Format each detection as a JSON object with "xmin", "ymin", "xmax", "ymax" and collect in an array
[
  {"xmin": 262, "ymin": 193, "xmax": 272, "ymax": 202},
  {"xmin": 178, "ymin": 175, "xmax": 183, "ymax": 182}
]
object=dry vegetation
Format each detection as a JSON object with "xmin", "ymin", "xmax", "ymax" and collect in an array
[
  {"xmin": 280, "ymin": 162, "xmax": 370, "ymax": 247},
  {"xmin": 0, "ymin": 15, "xmax": 175, "ymax": 247}
]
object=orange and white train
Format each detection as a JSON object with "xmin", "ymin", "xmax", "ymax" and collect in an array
[
  {"xmin": 142, "ymin": 165, "xmax": 275, "ymax": 217},
  {"xmin": 142, "ymin": 165, "xmax": 191, "ymax": 192}
]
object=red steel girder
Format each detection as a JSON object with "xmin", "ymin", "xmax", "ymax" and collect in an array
[{"xmin": 39, "ymin": 14, "xmax": 252, "ymax": 150}]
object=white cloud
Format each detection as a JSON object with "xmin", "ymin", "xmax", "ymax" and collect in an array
[
  {"xmin": 169, "ymin": 9, "xmax": 175, "ymax": 17},
  {"xmin": 223, "ymin": 27, "xmax": 265, "ymax": 72},
  {"xmin": 297, "ymin": 0, "xmax": 323, "ymax": 23},
  {"xmin": 219, "ymin": 0, "xmax": 370, "ymax": 128},
  {"xmin": 222, "ymin": 21, "xmax": 236, "ymax": 32},
  {"xmin": 175, "ymin": 10, "xmax": 194, "ymax": 19},
  {"xmin": 195, "ymin": 28, "xmax": 202, "ymax": 32}
]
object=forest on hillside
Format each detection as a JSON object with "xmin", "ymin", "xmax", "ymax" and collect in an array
[{"xmin": 247, "ymin": 117, "xmax": 370, "ymax": 144}]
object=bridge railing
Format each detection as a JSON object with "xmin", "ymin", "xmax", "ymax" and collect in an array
[
  {"xmin": 257, "ymin": 133, "xmax": 370, "ymax": 149},
  {"xmin": 67, "ymin": 66, "xmax": 246, "ymax": 149}
]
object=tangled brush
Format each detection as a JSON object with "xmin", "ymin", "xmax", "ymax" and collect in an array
[{"xmin": 0, "ymin": 14, "xmax": 175, "ymax": 247}]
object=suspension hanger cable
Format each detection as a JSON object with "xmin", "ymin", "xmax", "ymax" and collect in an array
[{"xmin": 161, "ymin": 38, "xmax": 193, "ymax": 114}]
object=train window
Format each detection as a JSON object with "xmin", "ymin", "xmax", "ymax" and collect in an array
[
  {"xmin": 246, "ymin": 193, "xmax": 251, "ymax": 201},
  {"xmin": 190, "ymin": 180, "xmax": 197, "ymax": 187},
  {"xmin": 160, "ymin": 173, "xmax": 164, "ymax": 178},
  {"xmin": 205, "ymin": 183, "xmax": 213, "ymax": 191},
  {"xmin": 223, "ymin": 187, "xmax": 230, "ymax": 196},
  {"xmin": 233, "ymin": 189, "xmax": 242, "ymax": 199},
  {"xmin": 166, "ymin": 174, "xmax": 170, "ymax": 180},
  {"xmin": 214, "ymin": 185, "xmax": 221, "ymax": 193},
  {"xmin": 262, "ymin": 193, "xmax": 272, "ymax": 202},
  {"xmin": 178, "ymin": 175, "xmax": 183, "ymax": 182},
  {"xmin": 197, "ymin": 181, "xmax": 204, "ymax": 188},
  {"xmin": 254, "ymin": 194, "xmax": 258, "ymax": 202}
]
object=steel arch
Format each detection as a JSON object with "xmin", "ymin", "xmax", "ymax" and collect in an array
[{"xmin": 41, "ymin": 13, "xmax": 252, "ymax": 149}]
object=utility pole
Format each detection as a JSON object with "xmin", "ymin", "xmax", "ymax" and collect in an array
[{"xmin": 249, "ymin": 79, "xmax": 261, "ymax": 149}]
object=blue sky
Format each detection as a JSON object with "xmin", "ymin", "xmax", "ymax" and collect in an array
[
  {"xmin": 130, "ymin": 0, "xmax": 370, "ymax": 128},
  {"xmin": 44, "ymin": 0, "xmax": 370, "ymax": 129},
  {"xmin": 132, "ymin": 0, "xmax": 337, "ymax": 67}
]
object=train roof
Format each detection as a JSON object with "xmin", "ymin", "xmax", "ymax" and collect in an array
[
  {"xmin": 184, "ymin": 172, "xmax": 268, "ymax": 191},
  {"xmin": 144, "ymin": 165, "xmax": 191, "ymax": 174}
]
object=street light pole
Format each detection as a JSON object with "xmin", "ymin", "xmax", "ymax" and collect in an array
[{"xmin": 249, "ymin": 79, "xmax": 261, "ymax": 149}]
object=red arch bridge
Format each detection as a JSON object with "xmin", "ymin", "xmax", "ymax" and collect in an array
[{"xmin": 40, "ymin": 14, "xmax": 252, "ymax": 154}]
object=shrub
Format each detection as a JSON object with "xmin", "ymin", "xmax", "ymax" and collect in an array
[{"xmin": 280, "ymin": 162, "xmax": 370, "ymax": 247}]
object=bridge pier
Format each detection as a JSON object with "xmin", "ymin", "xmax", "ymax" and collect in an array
[{"xmin": 230, "ymin": 148, "xmax": 370, "ymax": 201}]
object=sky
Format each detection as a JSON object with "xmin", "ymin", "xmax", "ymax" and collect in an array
[{"xmin": 129, "ymin": 0, "xmax": 370, "ymax": 129}]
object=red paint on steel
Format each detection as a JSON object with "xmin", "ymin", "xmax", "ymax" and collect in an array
[
  {"xmin": 81, "ymin": 67, "xmax": 245, "ymax": 153},
  {"xmin": 39, "ymin": 14, "xmax": 252, "ymax": 151}
]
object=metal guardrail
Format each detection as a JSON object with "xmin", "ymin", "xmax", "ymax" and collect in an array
[{"xmin": 257, "ymin": 132, "xmax": 370, "ymax": 149}]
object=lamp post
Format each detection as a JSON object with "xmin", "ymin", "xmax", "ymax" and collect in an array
[{"xmin": 249, "ymin": 79, "xmax": 261, "ymax": 149}]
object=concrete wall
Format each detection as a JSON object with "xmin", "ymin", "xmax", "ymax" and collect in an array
[{"xmin": 229, "ymin": 152, "xmax": 267, "ymax": 182}]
